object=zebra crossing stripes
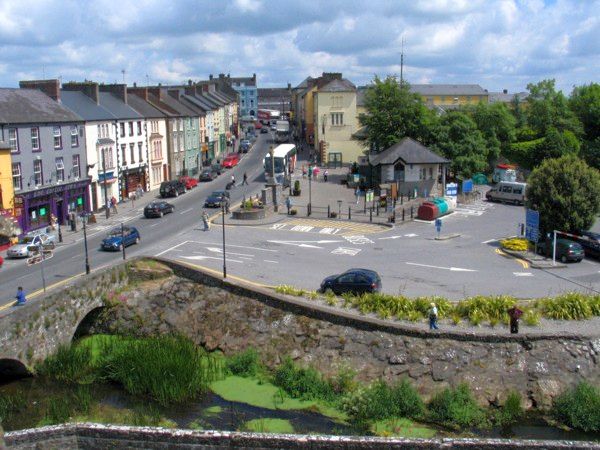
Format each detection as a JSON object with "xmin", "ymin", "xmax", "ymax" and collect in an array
[
  {"xmin": 268, "ymin": 218, "xmax": 387, "ymax": 235},
  {"xmin": 454, "ymin": 199, "xmax": 495, "ymax": 216}
]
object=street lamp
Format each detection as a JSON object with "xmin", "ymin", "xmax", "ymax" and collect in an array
[
  {"xmin": 221, "ymin": 200, "xmax": 227, "ymax": 278},
  {"xmin": 308, "ymin": 163, "xmax": 312, "ymax": 216},
  {"xmin": 37, "ymin": 242, "xmax": 47, "ymax": 292},
  {"xmin": 101, "ymin": 150, "xmax": 110, "ymax": 219},
  {"xmin": 269, "ymin": 145, "xmax": 275, "ymax": 184},
  {"xmin": 81, "ymin": 213, "xmax": 90, "ymax": 274}
]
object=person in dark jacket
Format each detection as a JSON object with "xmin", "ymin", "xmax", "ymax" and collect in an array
[
  {"xmin": 15, "ymin": 286, "xmax": 26, "ymax": 305},
  {"xmin": 508, "ymin": 305, "xmax": 523, "ymax": 334}
]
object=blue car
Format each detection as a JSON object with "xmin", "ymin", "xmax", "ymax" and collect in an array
[{"xmin": 100, "ymin": 226, "xmax": 140, "ymax": 251}]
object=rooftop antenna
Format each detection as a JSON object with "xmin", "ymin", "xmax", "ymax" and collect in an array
[
  {"xmin": 146, "ymin": 74, "xmax": 149, "ymax": 87},
  {"xmin": 121, "ymin": 69, "xmax": 126, "ymax": 84},
  {"xmin": 42, "ymin": 65, "xmax": 45, "ymax": 79},
  {"xmin": 400, "ymin": 37, "xmax": 405, "ymax": 86}
]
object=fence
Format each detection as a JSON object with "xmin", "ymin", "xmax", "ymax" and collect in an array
[{"xmin": 287, "ymin": 201, "xmax": 422, "ymax": 224}]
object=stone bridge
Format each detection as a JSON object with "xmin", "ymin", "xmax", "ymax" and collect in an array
[{"xmin": 0, "ymin": 264, "xmax": 130, "ymax": 378}]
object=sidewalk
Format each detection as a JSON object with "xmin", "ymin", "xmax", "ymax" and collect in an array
[{"xmin": 502, "ymin": 248, "xmax": 567, "ymax": 269}]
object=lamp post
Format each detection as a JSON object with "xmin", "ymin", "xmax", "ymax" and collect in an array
[
  {"xmin": 102, "ymin": 150, "xmax": 110, "ymax": 219},
  {"xmin": 221, "ymin": 200, "xmax": 227, "ymax": 278},
  {"xmin": 269, "ymin": 145, "xmax": 278, "ymax": 212},
  {"xmin": 121, "ymin": 222, "xmax": 126, "ymax": 260},
  {"xmin": 37, "ymin": 243, "xmax": 47, "ymax": 292},
  {"xmin": 81, "ymin": 214, "xmax": 90, "ymax": 275},
  {"xmin": 308, "ymin": 163, "xmax": 312, "ymax": 216}
]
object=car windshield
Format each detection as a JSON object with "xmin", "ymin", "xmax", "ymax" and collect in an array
[
  {"xmin": 108, "ymin": 229, "xmax": 124, "ymax": 237},
  {"xmin": 211, "ymin": 191, "xmax": 224, "ymax": 197},
  {"xmin": 20, "ymin": 237, "xmax": 34, "ymax": 244},
  {"xmin": 147, "ymin": 203, "xmax": 158, "ymax": 208},
  {"xmin": 202, "ymin": 169, "xmax": 211, "ymax": 174}
]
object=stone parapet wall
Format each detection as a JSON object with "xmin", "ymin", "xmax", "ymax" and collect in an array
[{"xmin": 4, "ymin": 423, "xmax": 600, "ymax": 450}]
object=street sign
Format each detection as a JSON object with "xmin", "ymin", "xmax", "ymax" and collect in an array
[
  {"xmin": 525, "ymin": 209, "xmax": 540, "ymax": 242},
  {"xmin": 445, "ymin": 183, "xmax": 458, "ymax": 197},
  {"xmin": 435, "ymin": 218, "xmax": 442, "ymax": 234},
  {"xmin": 462, "ymin": 179, "xmax": 473, "ymax": 194}
]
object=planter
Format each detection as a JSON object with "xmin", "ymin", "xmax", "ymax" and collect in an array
[
  {"xmin": 232, "ymin": 208, "xmax": 266, "ymax": 220},
  {"xmin": 289, "ymin": 209, "xmax": 298, "ymax": 216},
  {"xmin": 292, "ymin": 190, "xmax": 301, "ymax": 197},
  {"xmin": 329, "ymin": 212, "xmax": 337, "ymax": 218}
]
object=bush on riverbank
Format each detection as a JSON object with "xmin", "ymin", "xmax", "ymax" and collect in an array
[
  {"xmin": 552, "ymin": 382, "xmax": 600, "ymax": 432},
  {"xmin": 536, "ymin": 292, "xmax": 600, "ymax": 320},
  {"xmin": 427, "ymin": 383, "xmax": 487, "ymax": 428},
  {"xmin": 494, "ymin": 391, "xmax": 524, "ymax": 427},
  {"xmin": 226, "ymin": 348, "xmax": 261, "ymax": 377},
  {"xmin": 273, "ymin": 357, "xmax": 336, "ymax": 402}
]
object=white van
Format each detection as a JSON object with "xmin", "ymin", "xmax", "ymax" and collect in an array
[{"xmin": 485, "ymin": 181, "xmax": 527, "ymax": 205}]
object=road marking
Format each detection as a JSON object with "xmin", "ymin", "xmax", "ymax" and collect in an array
[
  {"xmin": 495, "ymin": 248, "xmax": 529, "ymax": 268},
  {"xmin": 150, "ymin": 223, "xmax": 159, "ymax": 228},
  {"xmin": 406, "ymin": 262, "xmax": 477, "ymax": 272},
  {"xmin": 270, "ymin": 224, "xmax": 287, "ymax": 230},
  {"xmin": 187, "ymin": 241, "xmax": 278, "ymax": 252},
  {"xmin": 344, "ymin": 235, "xmax": 374, "ymax": 245},
  {"xmin": 182, "ymin": 255, "xmax": 244, "ymax": 263},
  {"xmin": 291, "ymin": 225, "xmax": 314, "ymax": 232},
  {"xmin": 264, "ymin": 260, "xmax": 279, "ymax": 263},
  {"xmin": 206, "ymin": 247, "xmax": 254, "ymax": 257},
  {"xmin": 319, "ymin": 228, "xmax": 341, "ymax": 235},
  {"xmin": 482, "ymin": 238, "xmax": 498, "ymax": 244},
  {"xmin": 173, "ymin": 259, "xmax": 273, "ymax": 288},
  {"xmin": 404, "ymin": 233, "xmax": 418, "ymax": 237},
  {"xmin": 514, "ymin": 272, "xmax": 533, "ymax": 277},
  {"xmin": 155, "ymin": 241, "xmax": 189, "ymax": 257},
  {"xmin": 331, "ymin": 247, "xmax": 361, "ymax": 256},
  {"xmin": 180, "ymin": 208, "xmax": 193, "ymax": 215}
]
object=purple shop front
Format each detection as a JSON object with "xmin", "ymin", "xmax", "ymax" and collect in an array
[{"xmin": 15, "ymin": 179, "xmax": 91, "ymax": 234}]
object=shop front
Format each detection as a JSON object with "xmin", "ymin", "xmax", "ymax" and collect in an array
[
  {"xmin": 96, "ymin": 171, "xmax": 118, "ymax": 210},
  {"xmin": 15, "ymin": 179, "xmax": 91, "ymax": 234},
  {"xmin": 120, "ymin": 166, "xmax": 148, "ymax": 200}
]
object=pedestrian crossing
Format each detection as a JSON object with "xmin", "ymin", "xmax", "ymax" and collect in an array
[
  {"xmin": 266, "ymin": 218, "xmax": 388, "ymax": 236},
  {"xmin": 453, "ymin": 199, "xmax": 495, "ymax": 216}
]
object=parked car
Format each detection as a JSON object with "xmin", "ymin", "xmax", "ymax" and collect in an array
[
  {"xmin": 144, "ymin": 201, "xmax": 174, "ymax": 218},
  {"xmin": 179, "ymin": 175, "xmax": 198, "ymax": 190},
  {"xmin": 204, "ymin": 190, "xmax": 230, "ymax": 208},
  {"xmin": 320, "ymin": 268, "xmax": 382, "ymax": 295},
  {"xmin": 572, "ymin": 231, "xmax": 600, "ymax": 259},
  {"xmin": 100, "ymin": 226, "xmax": 140, "ymax": 251},
  {"xmin": 270, "ymin": 124, "xmax": 277, "ymax": 131},
  {"xmin": 222, "ymin": 153, "xmax": 240, "ymax": 168},
  {"xmin": 199, "ymin": 168, "xmax": 218, "ymax": 182},
  {"xmin": 536, "ymin": 238, "xmax": 584, "ymax": 263},
  {"xmin": 211, "ymin": 163, "xmax": 223, "ymax": 176},
  {"xmin": 240, "ymin": 140, "xmax": 251, "ymax": 153},
  {"xmin": 160, "ymin": 180, "xmax": 186, "ymax": 198},
  {"xmin": 260, "ymin": 127, "xmax": 269, "ymax": 134},
  {"xmin": 0, "ymin": 254, "xmax": 3, "ymax": 268},
  {"xmin": 7, "ymin": 234, "xmax": 56, "ymax": 258}
]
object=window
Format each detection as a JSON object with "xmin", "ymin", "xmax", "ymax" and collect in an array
[
  {"xmin": 70, "ymin": 125, "xmax": 79, "ymax": 147},
  {"xmin": 72, "ymin": 154, "xmax": 80, "ymax": 178},
  {"xmin": 152, "ymin": 165, "xmax": 162, "ymax": 184},
  {"xmin": 31, "ymin": 128, "xmax": 40, "ymax": 151},
  {"xmin": 55, "ymin": 157, "xmax": 65, "ymax": 182},
  {"xmin": 331, "ymin": 96, "xmax": 343, "ymax": 107},
  {"xmin": 501, "ymin": 186, "xmax": 513, "ymax": 193},
  {"xmin": 33, "ymin": 160, "xmax": 43, "ymax": 186},
  {"xmin": 53, "ymin": 126, "xmax": 62, "ymax": 149},
  {"xmin": 138, "ymin": 142, "xmax": 144, "ymax": 162},
  {"xmin": 12, "ymin": 163, "xmax": 22, "ymax": 191},
  {"xmin": 121, "ymin": 144, "xmax": 127, "ymax": 165},
  {"xmin": 330, "ymin": 113, "xmax": 344, "ymax": 126},
  {"xmin": 8, "ymin": 128, "xmax": 18, "ymax": 153},
  {"xmin": 120, "ymin": 123, "xmax": 125, "ymax": 137},
  {"xmin": 429, "ymin": 167, "xmax": 433, "ymax": 179},
  {"xmin": 466, "ymin": 96, "xmax": 472, "ymax": 102},
  {"xmin": 137, "ymin": 121, "xmax": 142, "ymax": 135},
  {"xmin": 152, "ymin": 140, "xmax": 162, "ymax": 160},
  {"xmin": 128, "ymin": 122, "xmax": 134, "ymax": 136},
  {"xmin": 97, "ymin": 124, "xmax": 102, "ymax": 137},
  {"xmin": 151, "ymin": 121, "xmax": 158, "ymax": 133},
  {"xmin": 130, "ymin": 143, "xmax": 135, "ymax": 163},
  {"xmin": 101, "ymin": 147, "xmax": 114, "ymax": 169}
]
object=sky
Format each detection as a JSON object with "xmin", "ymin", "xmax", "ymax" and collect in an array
[{"xmin": 0, "ymin": 0, "xmax": 598, "ymax": 95}]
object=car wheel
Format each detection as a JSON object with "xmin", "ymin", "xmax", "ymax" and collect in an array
[
  {"xmin": 159, "ymin": 211, "xmax": 163, "ymax": 218},
  {"xmin": 560, "ymin": 255, "xmax": 567, "ymax": 263}
]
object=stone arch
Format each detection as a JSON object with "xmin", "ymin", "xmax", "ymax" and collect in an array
[
  {"xmin": 0, "ymin": 358, "xmax": 31, "ymax": 379},
  {"xmin": 72, "ymin": 306, "xmax": 107, "ymax": 341}
]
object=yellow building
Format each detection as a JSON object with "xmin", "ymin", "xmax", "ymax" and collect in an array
[
  {"xmin": 313, "ymin": 78, "xmax": 364, "ymax": 165},
  {"xmin": 0, "ymin": 141, "xmax": 15, "ymax": 213},
  {"xmin": 410, "ymin": 84, "xmax": 489, "ymax": 109}
]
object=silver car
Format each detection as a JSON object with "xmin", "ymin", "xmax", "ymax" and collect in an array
[{"xmin": 7, "ymin": 233, "xmax": 56, "ymax": 258}]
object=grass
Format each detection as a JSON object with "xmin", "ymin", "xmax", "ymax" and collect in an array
[
  {"xmin": 494, "ymin": 391, "xmax": 524, "ymax": 427},
  {"xmin": 273, "ymin": 357, "xmax": 336, "ymax": 402},
  {"xmin": 371, "ymin": 418, "xmax": 437, "ymax": 438},
  {"xmin": 552, "ymin": 382, "xmax": 600, "ymax": 432},
  {"xmin": 427, "ymin": 383, "xmax": 487, "ymax": 429},
  {"xmin": 226, "ymin": 348, "xmax": 261, "ymax": 377},
  {"xmin": 242, "ymin": 418, "xmax": 295, "ymax": 434}
]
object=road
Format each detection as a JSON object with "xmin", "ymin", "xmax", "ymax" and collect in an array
[{"xmin": 0, "ymin": 133, "xmax": 273, "ymax": 310}]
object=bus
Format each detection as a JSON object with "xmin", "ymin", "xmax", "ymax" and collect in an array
[{"xmin": 263, "ymin": 144, "xmax": 297, "ymax": 186}]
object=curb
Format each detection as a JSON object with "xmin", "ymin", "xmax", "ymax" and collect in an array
[
  {"xmin": 502, "ymin": 249, "xmax": 567, "ymax": 269},
  {"xmin": 435, "ymin": 233, "xmax": 461, "ymax": 241}
]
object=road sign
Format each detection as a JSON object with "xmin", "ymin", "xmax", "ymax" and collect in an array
[
  {"xmin": 435, "ymin": 218, "xmax": 442, "ymax": 235},
  {"xmin": 462, "ymin": 179, "xmax": 473, "ymax": 194},
  {"xmin": 445, "ymin": 183, "xmax": 458, "ymax": 197},
  {"xmin": 525, "ymin": 209, "xmax": 540, "ymax": 242},
  {"xmin": 366, "ymin": 190, "xmax": 374, "ymax": 202}
]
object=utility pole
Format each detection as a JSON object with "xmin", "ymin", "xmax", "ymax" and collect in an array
[
  {"xmin": 400, "ymin": 37, "xmax": 405, "ymax": 86},
  {"xmin": 221, "ymin": 201, "xmax": 227, "ymax": 278},
  {"xmin": 102, "ymin": 150, "xmax": 110, "ymax": 219},
  {"xmin": 82, "ymin": 215, "xmax": 90, "ymax": 274}
]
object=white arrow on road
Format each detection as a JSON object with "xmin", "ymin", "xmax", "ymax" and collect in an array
[
  {"xmin": 206, "ymin": 247, "xmax": 254, "ymax": 257},
  {"xmin": 182, "ymin": 255, "xmax": 244, "ymax": 263},
  {"xmin": 406, "ymin": 262, "xmax": 477, "ymax": 272},
  {"xmin": 379, "ymin": 234, "xmax": 419, "ymax": 240},
  {"xmin": 268, "ymin": 239, "xmax": 343, "ymax": 249}
]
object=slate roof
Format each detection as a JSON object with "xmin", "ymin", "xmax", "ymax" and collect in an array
[
  {"xmin": 258, "ymin": 88, "xmax": 291, "ymax": 99},
  {"xmin": 409, "ymin": 84, "xmax": 488, "ymax": 96},
  {"xmin": 126, "ymin": 94, "xmax": 166, "ymax": 119},
  {"xmin": 204, "ymin": 92, "xmax": 226, "ymax": 107},
  {"xmin": 61, "ymin": 91, "xmax": 114, "ymax": 121},
  {"xmin": 0, "ymin": 88, "xmax": 82, "ymax": 123},
  {"xmin": 157, "ymin": 92, "xmax": 197, "ymax": 116},
  {"xmin": 369, "ymin": 137, "xmax": 449, "ymax": 166},
  {"xmin": 319, "ymin": 79, "xmax": 356, "ymax": 92},
  {"xmin": 293, "ymin": 77, "xmax": 314, "ymax": 90},
  {"xmin": 228, "ymin": 76, "xmax": 256, "ymax": 86},
  {"xmin": 99, "ymin": 92, "xmax": 142, "ymax": 119},
  {"xmin": 180, "ymin": 95, "xmax": 207, "ymax": 116},
  {"xmin": 210, "ymin": 90, "xmax": 235, "ymax": 104},
  {"xmin": 489, "ymin": 91, "xmax": 529, "ymax": 103}
]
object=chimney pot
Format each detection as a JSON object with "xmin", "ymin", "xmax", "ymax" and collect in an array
[
  {"xmin": 19, "ymin": 79, "xmax": 61, "ymax": 102},
  {"xmin": 503, "ymin": 89, "xmax": 508, "ymax": 94}
]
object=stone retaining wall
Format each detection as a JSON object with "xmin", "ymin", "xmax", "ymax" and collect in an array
[
  {"xmin": 4, "ymin": 424, "xmax": 599, "ymax": 450},
  {"xmin": 86, "ymin": 258, "xmax": 600, "ymax": 408}
]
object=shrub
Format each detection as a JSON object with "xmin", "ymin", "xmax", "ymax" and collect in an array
[
  {"xmin": 500, "ymin": 238, "xmax": 529, "ymax": 251},
  {"xmin": 523, "ymin": 309, "xmax": 541, "ymax": 326},
  {"xmin": 289, "ymin": 208, "xmax": 298, "ymax": 216},
  {"xmin": 427, "ymin": 384, "xmax": 486, "ymax": 428},
  {"xmin": 227, "ymin": 348, "xmax": 261, "ymax": 377},
  {"xmin": 273, "ymin": 357, "xmax": 335, "ymax": 402},
  {"xmin": 539, "ymin": 292, "xmax": 593, "ymax": 320},
  {"xmin": 553, "ymin": 382, "xmax": 600, "ymax": 432},
  {"xmin": 495, "ymin": 391, "xmax": 523, "ymax": 427},
  {"xmin": 36, "ymin": 344, "xmax": 96, "ymax": 384}
]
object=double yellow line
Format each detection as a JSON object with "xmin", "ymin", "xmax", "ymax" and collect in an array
[{"xmin": 495, "ymin": 248, "xmax": 529, "ymax": 269}]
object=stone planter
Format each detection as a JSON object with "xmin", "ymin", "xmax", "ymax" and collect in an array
[
  {"xmin": 292, "ymin": 189, "xmax": 301, "ymax": 197},
  {"xmin": 232, "ymin": 208, "xmax": 266, "ymax": 220}
]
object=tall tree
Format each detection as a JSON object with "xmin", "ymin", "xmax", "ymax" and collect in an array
[
  {"xmin": 526, "ymin": 79, "xmax": 581, "ymax": 136},
  {"xmin": 569, "ymin": 83, "xmax": 600, "ymax": 142},
  {"xmin": 470, "ymin": 102, "xmax": 516, "ymax": 162},
  {"xmin": 526, "ymin": 155, "xmax": 600, "ymax": 235},
  {"xmin": 430, "ymin": 111, "xmax": 489, "ymax": 178},
  {"xmin": 531, "ymin": 127, "xmax": 580, "ymax": 163},
  {"xmin": 357, "ymin": 76, "xmax": 433, "ymax": 152}
]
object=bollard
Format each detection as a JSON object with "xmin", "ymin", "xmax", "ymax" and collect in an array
[
  {"xmin": 348, "ymin": 206, "xmax": 351, "ymax": 220},
  {"xmin": 402, "ymin": 209, "xmax": 405, "ymax": 221},
  {"xmin": 328, "ymin": 205, "xmax": 330, "ymax": 218},
  {"xmin": 400, "ymin": 194, "xmax": 403, "ymax": 205},
  {"xmin": 370, "ymin": 207, "xmax": 373, "ymax": 222},
  {"xmin": 410, "ymin": 206, "xmax": 413, "ymax": 218},
  {"xmin": 393, "ymin": 210, "xmax": 396, "ymax": 223},
  {"xmin": 376, "ymin": 203, "xmax": 379, "ymax": 216}
]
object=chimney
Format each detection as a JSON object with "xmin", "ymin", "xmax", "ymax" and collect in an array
[
  {"xmin": 219, "ymin": 73, "xmax": 225, "ymax": 79},
  {"xmin": 167, "ymin": 89, "xmax": 180, "ymax": 100},
  {"xmin": 252, "ymin": 73, "xmax": 256, "ymax": 82},
  {"xmin": 148, "ymin": 87, "xmax": 162, "ymax": 101},
  {"xmin": 99, "ymin": 83, "xmax": 127, "ymax": 104},
  {"xmin": 503, "ymin": 89, "xmax": 508, "ymax": 94},
  {"xmin": 62, "ymin": 81, "xmax": 100, "ymax": 104},
  {"xmin": 133, "ymin": 82, "xmax": 137, "ymax": 88},
  {"xmin": 129, "ymin": 86, "xmax": 149, "ymax": 101},
  {"xmin": 209, "ymin": 74, "xmax": 213, "ymax": 80},
  {"xmin": 19, "ymin": 79, "xmax": 61, "ymax": 102},
  {"xmin": 184, "ymin": 84, "xmax": 197, "ymax": 96},
  {"xmin": 287, "ymin": 83, "xmax": 291, "ymax": 90}
]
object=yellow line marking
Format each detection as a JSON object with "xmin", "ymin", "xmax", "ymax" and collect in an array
[
  {"xmin": 174, "ymin": 259, "xmax": 274, "ymax": 289},
  {"xmin": 495, "ymin": 248, "xmax": 529, "ymax": 268}
]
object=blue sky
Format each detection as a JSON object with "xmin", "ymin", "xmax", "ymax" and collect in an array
[{"xmin": 0, "ymin": 0, "xmax": 597, "ymax": 94}]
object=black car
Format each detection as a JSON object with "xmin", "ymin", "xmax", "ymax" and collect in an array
[
  {"xmin": 260, "ymin": 127, "xmax": 268, "ymax": 134},
  {"xmin": 204, "ymin": 190, "xmax": 230, "ymax": 208},
  {"xmin": 144, "ymin": 201, "xmax": 174, "ymax": 218},
  {"xmin": 320, "ymin": 268, "xmax": 382, "ymax": 295},
  {"xmin": 199, "ymin": 168, "xmax": 218, "ymax": 182},
  {"xmin": 536, "ymin": 238, "xmax": 584, "ymax": 263},
  {"xmin": 160, "ymin": 180, "xmax": 186, "ymax": 198},
  {"xmin": 572, "ymin": 231, "xmax": 600, "ymax": 259}
]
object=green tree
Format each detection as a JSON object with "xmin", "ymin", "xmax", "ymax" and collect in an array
[
  {"xmin": 357, "ymin": 76, "xmax": 433, "ymax": 152},
  {"xmin": 569, "ymin": 83, "xmax": 600, "ymax": 142},
  {"xmin": 531, "ymin": 128, "xmax": 580, "ymax": 164},
  {"xmin": 431, "ymin": 111, "xmax": 489, "ymax": 178},
  {"xmin": 526, "ymin": 155, "xmax": 600, "ymax": 235},
  {"xmin": 469, "ymin": 102, "xmax": 516, "ymax": 163},
  {"xmin": 526, "ymin": 79, "xmax": 581, "ymax": 136}
]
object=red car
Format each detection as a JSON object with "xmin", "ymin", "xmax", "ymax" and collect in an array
[
  {"xmin": 222, "ymin": 154, "xmax": 240, "ymax": 168},
  {"xmin": 179, "ymin": 176, "xmax": 198, "ymax": 190}
]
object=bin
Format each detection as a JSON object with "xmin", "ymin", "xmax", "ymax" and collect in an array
[{"xmin": 418, "ymin": 203, "xmax": 439, "ymax": 221}]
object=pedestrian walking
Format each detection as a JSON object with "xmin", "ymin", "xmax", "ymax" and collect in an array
[
  {"xmin": 355, "ymin": 187, "xmax": 360, "ymax": 204},
  {"xmin": 428, "ymin": 302, "xmax": 439, "ymax": 330},
  {"xmin": 110, "ymin": 196, "xmax": 118, "ymax": 214},
  {"xmin": 313, "ymin": 166, "xmax": 320, "ymax": 181},
  {"xmin": 242, "ymin": 172, "xmax": 248, "ymax": 185},
  {"xmin": 130, "ymin": 191, "xmax": 136, "ymax": 207},
  {"xmin": 302, "ymin": 165, "xmax": 307, "ymax": 178},
  {"xmin": 202, "ymin": 212, "xmax": 210, "ymax": 231},
  {"xmin": 136, "ymin": 184, "xmax": 144, "ymax": 198},
  {"xmin": 323, "ymin": 169, "xmax": 329, "ymax": 182},
  {"xmin": 15, "ymin": 286, "xmax": 26, "ymax": 306},
  {"xmin": 507, "ymin": 305, "xmax": 523, "ymax": 334},
  {"xmin": 285, "ymin": 196, "xmax": 293, "ymax": 215},
  {"xmin": 231, "ymin": 174, "xmax": 235, "ymax": 186}
]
